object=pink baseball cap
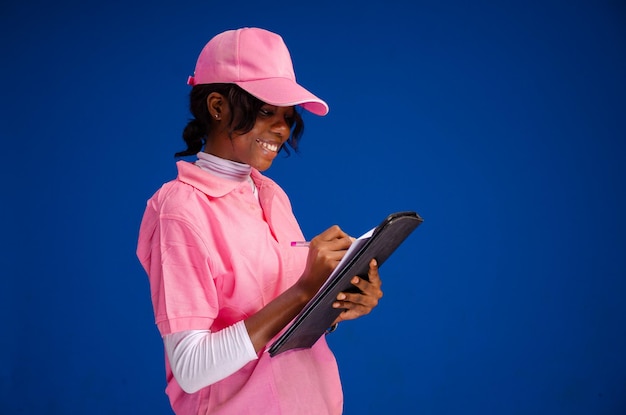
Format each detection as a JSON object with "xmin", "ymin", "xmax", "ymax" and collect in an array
[{"xmin": 187, "ymin": 27, "xmax": 329, "ymax": 116}]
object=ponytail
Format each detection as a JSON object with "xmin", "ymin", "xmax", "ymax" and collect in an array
[{"xmin": 175, "ymin": 119, "xmax": 206, "ymax": 157}]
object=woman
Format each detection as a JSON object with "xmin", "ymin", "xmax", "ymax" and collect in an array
[{"xmin": 137, "ymin": 27, "xmax": 383, "ymax": 415}]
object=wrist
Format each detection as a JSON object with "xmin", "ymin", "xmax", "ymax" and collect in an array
[
  {"xmin": 293, "ymin": 273, "xmax": 322, "ymax": 301},
  {"xmin": 291, "ymin": 280, "xmax": 315, "ymax": 306}
]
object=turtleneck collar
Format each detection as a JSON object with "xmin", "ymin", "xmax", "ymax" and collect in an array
[
  {"xmin": 195, "ymin": 152, "xmax": 258, "ymax": 199},
  {"xmin": 195, "ymin": 152, "xmax": 252, "ymax": 182}
]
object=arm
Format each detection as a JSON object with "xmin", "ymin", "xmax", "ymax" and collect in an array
[
  {"xmin": 165, "ymin": 227, "xmax": 382, "ymax": 392},
  {"xmin": 164, "ymin": 322, "xmax": 257, "ymax": 393},
  {"xmin": 165, "ymin": 225, "xmax": 353, "ymax": 392}
]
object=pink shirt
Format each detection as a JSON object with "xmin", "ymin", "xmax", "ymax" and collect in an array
[{"xmin": 137, "ymin": 161, "xmax": 343, "ymax": 414}]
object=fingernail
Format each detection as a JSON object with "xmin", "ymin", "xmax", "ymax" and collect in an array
[
  {"xmin": 332, "ymin": 302, "xmax": 340, "ymax": 308},
  {"xmin": 352, "ymin": 277, "xmax": 359, "ymax": 284},
  {"xmin": 337, "ymin": 293, "xmax": 346, "ymax": 300}
]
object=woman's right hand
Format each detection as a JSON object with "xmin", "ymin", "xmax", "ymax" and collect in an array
[
  {"xmin": 297, "ymin": 225, "xmax": 353, "ymax": 297},
  {"xmin": 245, "ymin": 225, "xmax": 353, "ymax": 352}
]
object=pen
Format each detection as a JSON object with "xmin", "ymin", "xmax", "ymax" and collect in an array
[{"xmin": 290, "ymin": 241, "xmax": 310, "ymax": 247}]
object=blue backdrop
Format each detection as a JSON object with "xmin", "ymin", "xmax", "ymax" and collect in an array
[{"xmin": 1, "ymin": 1, "xmax": 625, "ymax": 414}]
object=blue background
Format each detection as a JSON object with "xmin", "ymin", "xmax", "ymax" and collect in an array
[{"xmin": 1, "ymin": 1, "xmax": 625, "ymax": 414}]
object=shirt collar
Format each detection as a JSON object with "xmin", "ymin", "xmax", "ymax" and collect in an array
[{"xmin": 176, "ymin": 160, "xmax": 275, "ymax": 197}]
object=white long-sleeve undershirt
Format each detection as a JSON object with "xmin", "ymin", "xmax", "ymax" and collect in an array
[{"xmin": 164, "ymin": 322, "xmax": 258, "ymax": 393}]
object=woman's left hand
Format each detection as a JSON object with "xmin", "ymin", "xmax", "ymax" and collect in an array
[{"xmin": 332, "ymin": 259, "xmax": 383, "ymax": 324}]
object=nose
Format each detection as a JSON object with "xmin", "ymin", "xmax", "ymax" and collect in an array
[{"xmin": 271, "ymin": 115, "xmax": 290, "ymax": 141}]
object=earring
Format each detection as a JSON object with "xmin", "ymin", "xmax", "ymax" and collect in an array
[{"xmin": 214, "ymin": 114, "xmax": 220, "ymax": 120}]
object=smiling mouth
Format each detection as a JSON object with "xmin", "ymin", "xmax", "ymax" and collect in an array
[{"xmin": 256, "ymin": 139, "xmax": 280, "ymax": 153}]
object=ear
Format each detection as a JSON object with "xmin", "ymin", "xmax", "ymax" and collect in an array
[{"xmin": 206, "ymin": 92, "xmax": 226, "ymax": 121}]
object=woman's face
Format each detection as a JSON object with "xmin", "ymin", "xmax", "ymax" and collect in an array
[{"xmin": 210, "ymin": 104, "xmax": 295, "ymax": 171}]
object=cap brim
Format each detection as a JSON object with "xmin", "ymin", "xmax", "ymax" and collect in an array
[{"xmin": 234, "ymin": 78, "xmax": 329, "ymax": 116}]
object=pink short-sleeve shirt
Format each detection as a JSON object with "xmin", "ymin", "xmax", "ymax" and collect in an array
[{"xmin": 137, "ymin": 161, "xmax": 343, "ymax": 415}]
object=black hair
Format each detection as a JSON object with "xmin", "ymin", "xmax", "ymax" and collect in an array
[{"xmin": 175, "ymin": 83, "xmax": 304, "ymax": 157}]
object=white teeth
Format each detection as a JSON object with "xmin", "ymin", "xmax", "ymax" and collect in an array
[{"xmin": 258, "ymin": 140, "xmax": 279, "ymax": 152}]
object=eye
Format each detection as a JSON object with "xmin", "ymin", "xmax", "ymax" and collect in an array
[
  {"xmin": 284, "ymin": 113, "xmax": 295, "ymax": 127},
  {"xmin": 259, "ymin": 107, "xmax": 274, "ymax": 117}
]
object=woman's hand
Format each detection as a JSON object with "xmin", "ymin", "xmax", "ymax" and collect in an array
[
  {"xmin": 297, "ymin": 225, "xmax": 353, "ymax": 297},
  {"xmin": 245, "ymin": 225, "xmax": 351, "ymax": 352},
  {"xmin": 332, "ymin": 259, "xmax": 383, "ymax": 324}
]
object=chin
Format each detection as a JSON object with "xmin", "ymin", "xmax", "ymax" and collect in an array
[{"xmin": 251, "ymin": 156, "xmax": 276, "ymax": 171}]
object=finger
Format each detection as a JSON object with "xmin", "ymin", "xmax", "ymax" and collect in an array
[
  {"xmin": 367, "ymin": 259, "xmax": 382, "ymax": 287},
  {"xmin": 325, "ymin": 236, "xmax": 353, "ymax": 250},
  {"xmin": 332, "ymin": 285, "xmax": 380, "ymax": 322},
  {"xmin": 332, "ymin": 298, "xmax": 374, "ymax": 322},
  {"xmin": 347, "ymin": 273, "xmax": 383, "ymax": 301},
  {"xmin": 318, "ymin": 249, "xmax": 350, "ymax": 264},
  {"xmin": 317, "ymin": 225, "xmax": 351, "ymax": 242},
  {"xmin": 310, "ymin": 235, "xmax": 352, "ymax": 253},
  {"xmin": 333, "ymin": 285, "xmax": 379, "ymax": 310}
]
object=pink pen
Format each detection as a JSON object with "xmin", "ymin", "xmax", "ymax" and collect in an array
[{"xmin": 290, "ymin": 241, "xmax": 310, "ymax": 247}]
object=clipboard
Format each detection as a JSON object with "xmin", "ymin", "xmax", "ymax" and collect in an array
[{"xmin": 268, "ymin": 211, "xmax": 423, "ymax": 357}]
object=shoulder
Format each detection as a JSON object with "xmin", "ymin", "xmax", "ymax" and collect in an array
[{"xmin": 150, "ymin": 178, "xmax": 206, "ymax": 220}]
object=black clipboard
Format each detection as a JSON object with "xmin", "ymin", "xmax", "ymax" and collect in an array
[{"xmin": 268, "ymin": 211, "xmax": 423, "ymax": 357}]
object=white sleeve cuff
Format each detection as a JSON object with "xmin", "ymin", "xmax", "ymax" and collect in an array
[{"xmin": 163, "ymin": 321, "xmax": 258, "ymax": 393}]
